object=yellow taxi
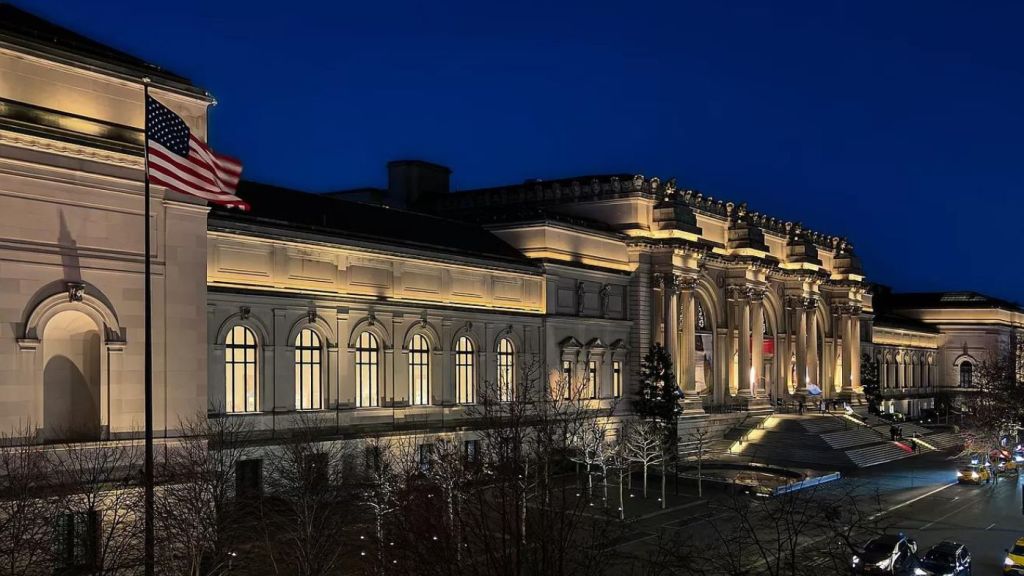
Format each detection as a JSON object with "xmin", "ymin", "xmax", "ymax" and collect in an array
[
  {"xmin": 1004, "ymin": 537, "xmax": 1024, "ymax": 575},
  {"xmin": 956, "ymin": 464, "xmax": 990, "ymax": 484}
]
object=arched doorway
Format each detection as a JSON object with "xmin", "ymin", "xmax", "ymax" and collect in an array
[{"xmin": 42, "ymin": 310, "xmax": 101, "ymax": 441}]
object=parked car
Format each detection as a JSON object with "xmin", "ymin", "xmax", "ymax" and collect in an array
[
  {"xmin": 853, "ymin": 534, "xmax": 918, "ymax": 574},
  {"xmin": 956, "ymin": 464, "xmax": 990, "ymax": 484},
  {"xmin": 917, "ymin": 541, "xmax": 971, "ymax": 575},
  {"xmin": 1005, "ymin": 537, "xmax": 1024, "ymax": 575}
]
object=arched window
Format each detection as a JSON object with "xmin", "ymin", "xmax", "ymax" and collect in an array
[
  {"xmin": 408, "ymin": 334, "xmax": 430, "ymax": 406},
  {"xmin": 455, "ymin": 336, "xmax": 475, "ymax": 404},
  {"xmin": 225, "ymin": 325, "xmax": 258, "ymax": 413},
  {"xmin": 294, "ymin": 329, "xmax": 322, "ymax": 410},
  {"xmin": 356, "ymin": 332, "xmax": 379, "ymax": 408},
  {"xmin": 959, "ymin": 361, "xmax": 973, "ymax": 388},
  {"xmin": 496, "ymin": 338, "xmax": 516, "ymax": 402}
]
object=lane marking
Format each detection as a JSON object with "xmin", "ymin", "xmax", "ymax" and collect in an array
[
  {"xmin": 919, "ymin": 496, "xmax": 978, "ymax": 530},
  {"xmin": 987, "ymin": 522, "xmax": 997, "ymax": 530},
  {"xmin": 870, "ymin": 481, "xmax": 957, "ymax": 520}
]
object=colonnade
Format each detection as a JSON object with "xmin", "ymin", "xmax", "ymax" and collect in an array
[{"xmin": 655, "ymin": 271, "xmax": 864, "ymax": 406}]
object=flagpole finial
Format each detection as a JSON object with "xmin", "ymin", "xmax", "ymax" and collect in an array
[{"xmin": 142, "ymin": 76, "xmax": 151, "ymax": 84}]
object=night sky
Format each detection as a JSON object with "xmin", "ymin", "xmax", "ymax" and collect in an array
[{"xmin": 18, "ymin": 1, "xmax": 1024, "ymax": 302}]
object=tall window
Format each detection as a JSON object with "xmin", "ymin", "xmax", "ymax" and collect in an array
[
  {"xmin": 295, "ymin": 329, "xmax": 322, "ymax": 410},
  {"xmin": 561, "ymin": 360, "xmax": 573, "ymax": 399},
  {"xmin": 497, "ymin": 338, "xmax": 516, "ymax": 402},
  {"xmin": 408, "ymin": 334, "xmax": 430, "ymax": 406},
  {"xmin": 455, "ymin": 336, "xmax": 475, "ymax": 404},
  {"xmin": 356, "ymin": 332, "xmax": 379, "ymax": 407},
  {"xmin": 225, "ymin": 325, "xmax": 258, "ymax": 413},
  {"xmin": 612, "ymin": 361, "xmax": 622, "ymax": 398},
  {"xmin": 959, "ymin": 361, "xmax": 973, "ymax": 388},
  {"xmin": 587, "ymin": 360, "xmax": 598, "ymax": 399}
]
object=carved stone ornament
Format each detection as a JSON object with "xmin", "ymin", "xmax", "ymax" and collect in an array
[
  {"xmin": 633, "ymin": 174, "xmax": 645, "ymax": 191},
  {"xmin": 307, "ymin": 308, "xmax": 318, "ymax": 324},
  {"xmin": 66, "ymin": 282, "xmax": 85, "ymax": 303},
  {"xmin": 367, "ymin": 311, "xmax": 376, "ymax": 327},
  {"xmin": 747, "ymin": 287, "xmax": 766, "ymax": 302},
  {"xmin": 677, "ymin": 276, "xmax": 698, "ymax": 291},
  {"xmin": 576, "ymin": 281, "xmax": 586, "ymax": 314},
  {"xmin": 599, "ymin": 284, "xmax": 611, "ymax": 316},
  {"xmin": 239, "ymin": 306, "xmax": 251, "ymax": 320}
]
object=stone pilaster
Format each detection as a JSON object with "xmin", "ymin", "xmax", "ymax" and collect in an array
[
  {"xmin": 737, "ymin": 290, "xmax": 752, "ymax": 397},
  {"xmin": 749, "ymin": 289, "xmax": 765, "ymax": 397},
  {"xmin": 805, "ymin": 297, "xmax": 819, "ymax": 389}
]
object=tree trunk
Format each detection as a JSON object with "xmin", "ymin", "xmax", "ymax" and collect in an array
[
  {"xmin": 661, "ymin": 458, "xmax": 667, "ymax": 509},
  {"xmin": 643, "ymin": 464, "xmax": 648, "ymax": 498},
  {"xmin": 619, "ymin": 468, "xmax": 625, "ymax": 520}
]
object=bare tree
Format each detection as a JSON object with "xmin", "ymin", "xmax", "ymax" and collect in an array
[
  {"xmin": 623, "ymin": 421, "xmax": 663, "ymax": 499},
  {"xmin": 259, "ymin": 415, "xmax": 357, "ymax": 576},
  {"xmin": 643, "ymin": 480, "xmax": 885, "ymax": 576},
  {"xmin": 961, "ymin": 342, "xmax": 1024, "ymax": 456},
  {"xmin": 51, "ymin": 437, "xmax": 144, "ymax": 575},
  {"xmin": 686, "ymin": 427, "xmax": 711, "ymax": 498},
  {"xmin": 154, "ymin": 414, "xmax": 255, "ymax": 576},
  {"xmin": 0, "ymin": 430, "xmax": 55, "ymax": 576}
]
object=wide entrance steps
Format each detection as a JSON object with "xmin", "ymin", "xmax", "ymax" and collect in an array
[{"xmin": 710, "ymin": 413, "xmax": 962, "ymax": 470}]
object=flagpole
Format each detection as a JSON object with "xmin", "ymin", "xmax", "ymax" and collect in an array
[{"xmin": 142, "ymin": 78, "xmax": 155, "ymax": 576}]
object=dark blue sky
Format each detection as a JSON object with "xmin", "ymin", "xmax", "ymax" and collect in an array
[{"xmin": 21, "ymin": 1, "xmax": 1024, "ymax": 302}]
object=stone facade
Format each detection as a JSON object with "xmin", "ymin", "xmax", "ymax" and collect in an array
[{"xmin": 0, "ymin": 8, "xmax": 1014, "ymax": 445}]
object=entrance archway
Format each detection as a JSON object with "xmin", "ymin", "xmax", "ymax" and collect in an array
[{"xmin": 42, "ymin": 310, "xmax": 101, "ymax": 441}]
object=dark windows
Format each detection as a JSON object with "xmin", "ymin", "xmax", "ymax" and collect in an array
[{"xmin": 959, "ymin": 361, "xmax": 973, "ymax": 387}]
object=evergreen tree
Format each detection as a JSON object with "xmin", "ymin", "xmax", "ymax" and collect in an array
[
  {"xmin": 860, "ymin": 353, "xmax": 881, "ymax": 415},
  {"xmin": 635, "ymin": 343, "xmax": 683, "ymax": 425}
]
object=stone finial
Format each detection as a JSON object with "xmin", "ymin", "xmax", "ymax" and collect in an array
[
  {"xmin": 633, "ymin": 174, "xmax": 645, "ymax": 191},
  {"xmin": 649, "ymin": 176, "xmax": 661, "ymax": 192},
  {"xmin": 665, "ymin": 177, "xmax": 677, "ymax": 195},
  {"xmin": 610, "ymin": 176, "xmax": 621, "ymax": 192}
]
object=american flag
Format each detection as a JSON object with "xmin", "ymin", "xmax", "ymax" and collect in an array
[{"xmin": 145, "ymin": 95, "xmax": 248, "ymax": 210}]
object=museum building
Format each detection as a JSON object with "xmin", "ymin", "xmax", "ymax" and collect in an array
[{"xmin": 0, "ymin": 5, "xmax": 1016, "ymax": 446}]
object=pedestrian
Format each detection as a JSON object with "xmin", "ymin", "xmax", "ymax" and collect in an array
[
  {"xmin": 889, "ymin": 425, "xmax": 896, "ymax": 442},
  {"xmin": 819, "ymin": 400, "xmax": 826, "ymax": 414},
  {"xmin": 798, "ymin": 399, "xmax": 804, "ymax": 415},
  {"xmin": 898, "ymin": 426, "xmax": 904, "ymax": 440},
  {"xmin": 910, "ymin": 438, "xmax": 917, "ymax": 453}
]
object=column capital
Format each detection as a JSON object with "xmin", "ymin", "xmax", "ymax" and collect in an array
[
  {"xmin": 747, "ymin": 286, "xmax": 767, "ymax": 303},
  {"xmin": 677, "ymin": 275, "xmax": 699, "ymax": 292},
  {"xmin": 727, "ymin": 284, "xmax": 749, "ymax": 301},
  {"xmin": 784, "ymin": 295, "xmax": 805, "ymax": 310},
  {"xmin": 803, "ymin": 295, "xmax": 820, "ymax": 310}
]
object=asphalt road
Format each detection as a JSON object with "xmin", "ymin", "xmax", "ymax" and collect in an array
[
  {"xmin": 841, "ymin": 452, "xmax": 1024, "ymax": 574},
  {"xmin": 608, "ymin": 451, "xmax": 1023, "ymax": 574}
]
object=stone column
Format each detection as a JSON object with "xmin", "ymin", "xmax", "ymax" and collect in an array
[
  {"xmin": 653, "ymin": 273, "xmax": 666, "ymax": 347},
  {"xmin": 726, "ymin": 289, "xmax": 740, "ymax": 396},
  {"xmin": 750, "ymin": 289, "xmax": 765, "ymax": 397},
  {"xmin": 679, "ymin": 277, "xmax": 697, "ymax": 394},
  {"xmin": 840, "ymin": 308, "xmax": 852, "ymax": 393},
  {"xmin": 791, "ymin": 297, "xmax": 808, "ymax": 394},
  {"xmin": 663, "ymin": 274, "xmax": 680, "ymax": 390},
  {"xmin": 849, "ymin": 308, "xmax": 862, "ymax": 392},
  {"xmin": 738, "ymin": 289, "xmax": 752, "ymax": 397},
  {"xmin": 806, "ymin": 298, "xmax": 819, "ymax": 389}
]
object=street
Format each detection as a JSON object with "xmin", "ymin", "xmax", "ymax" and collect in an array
[
  {"xmin": 854, "ymin": 453, "xmax": 1024, "ymax": 574},
  {"xmin": 604, "ymin": 451, "xmax": 1024, "ymax": 574}
]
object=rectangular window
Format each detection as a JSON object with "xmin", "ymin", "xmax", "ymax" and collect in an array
[
  {"xmin": 612, "ymin": 361, "xmax": 622, "ymax": 398},
  {"xmin": 236, "ymin": 459, "xmax": 263, "ymax": 499},
  {"xmin": 562, "ymin": 360, "xmax": 573, "ymax": 399},
  {"xmin": 54, "ymin": 510, "xmax": 100, "ymax": 570},
  {"xmin": 419, "ymin": 443, "xmax": 434, "ymax": 472},
  {"xmin": 463, "ymin": 439, "xmax": 479, "ymax": 463},
  {"xmin": 588, "ymin": 361, "xmax": 598, "ymax": 399}
]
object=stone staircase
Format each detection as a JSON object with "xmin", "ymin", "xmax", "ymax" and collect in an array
[{"xmin": 704, "ymin": 412, "xmax": 963, "ymax": 470}]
